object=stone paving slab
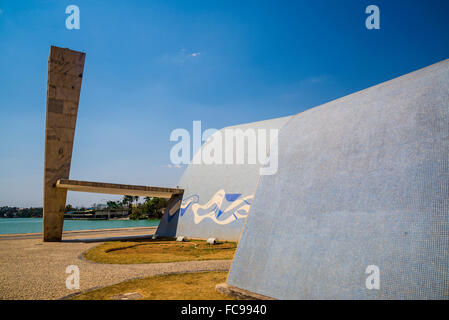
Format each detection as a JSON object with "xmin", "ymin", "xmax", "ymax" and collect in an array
[{"xmin": 0, "ymin": 228, "xmax": 231, "ymax": 300}]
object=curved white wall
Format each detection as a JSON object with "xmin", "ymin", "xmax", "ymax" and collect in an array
[{"xmin": 228, "ymin": 59, "xmax": 449, "ymax": 299}]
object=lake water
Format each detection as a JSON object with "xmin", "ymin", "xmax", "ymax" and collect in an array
[{"xmin": 0, "ymin": 218, "xmax": 160, "ymax": 235}]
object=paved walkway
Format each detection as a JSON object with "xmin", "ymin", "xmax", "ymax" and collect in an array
[
  {"xmin": 0, "ymin": 229, "xmax": 232, "ymax": 300},
  {"xmin": 0, "ymin": 226, "xmax": 158, "ymax": 241}
]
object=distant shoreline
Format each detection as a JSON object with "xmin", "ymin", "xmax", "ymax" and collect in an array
[
  {"xmin": 0, "ymin": 217, "xmax": 160, "ymax": 235},
  {"xmin": 0, "ymin": 216, "xmax": 160, "ymax": 221},
  {"xmin": 0, "ymin": 226, "xmax": 157, "ymax": 239},
  {"xmin": 63, "ymin": 217, "xmax": 130, "ymax": 221}
]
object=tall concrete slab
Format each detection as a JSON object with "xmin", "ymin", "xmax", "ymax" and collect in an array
[
  {"xmin": 226, "ymin": 59, "xmax": 449, "ymax": 299},
  {"xmin": 43, "ymin": 46, "xmax": 85, "ymax": 242},
  {"xmin": 156, "ymin": 116, "xmax": 291, "ymax": 241}
]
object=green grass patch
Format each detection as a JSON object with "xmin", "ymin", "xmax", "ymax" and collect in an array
[
  {"xmin": 71, "ymin": 271, "xmax": 237, "ymax": 300},
  {"xmin": 83, "ymin": 238, "xmax": 237, "ymax": 264}
]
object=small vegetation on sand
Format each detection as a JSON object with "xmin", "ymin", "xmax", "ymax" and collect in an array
[
  {"xmin": 70, "ymin": 271, "xmax": 236, "ymax": 300},
  {"xmin": 83, "ymin": 238, "xmax": 237, "ymax": 264}
]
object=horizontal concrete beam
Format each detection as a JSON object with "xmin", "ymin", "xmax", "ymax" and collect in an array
[{"xmin": 56, "ymin": 179, "xmax": 184, "ymax": 198}]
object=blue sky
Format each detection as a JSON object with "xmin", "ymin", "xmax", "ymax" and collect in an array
[{"xmin": 1, "ymin": 0, "xmax": 448, "ymax": 207}]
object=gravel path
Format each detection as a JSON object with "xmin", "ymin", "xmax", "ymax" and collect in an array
[{"xmin": 0, "ymin": 230, "xmax": 232, "ymax": 300}]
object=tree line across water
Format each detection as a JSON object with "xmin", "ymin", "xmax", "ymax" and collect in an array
[
  {"xmin": 0, "ymin": 206, "xmax": 43, "ymax": 218},
  {"xmin": 1, "ymin": 196, "xmax": 168, "ymax": 220},
  {"xmin": 106, "ymin": 196, "xmax": 168, "ymax": 220}
]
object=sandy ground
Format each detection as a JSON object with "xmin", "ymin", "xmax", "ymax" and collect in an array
[{"xmin": 0, "ymin": 228, "xmax": 232, "ymax": 300}]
